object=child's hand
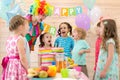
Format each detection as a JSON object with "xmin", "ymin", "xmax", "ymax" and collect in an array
[
  {"xmin": 100, "ymin": 70, "xmax": 107, "ymax": 78},
  {"xmin": 79, "ymin": 50, "xmax": 84, "ymax": 55}
]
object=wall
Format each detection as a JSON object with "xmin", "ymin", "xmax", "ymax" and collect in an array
[{"xmin": 0, "ymin": 0, "xmax": 120, "ymax": 79}]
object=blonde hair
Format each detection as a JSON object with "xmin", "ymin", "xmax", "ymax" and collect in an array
[
  {"xmin": 74, "ymin": 27, "xmax": 86, "ymax": 39},
  {"xmin": 9, "ymin": 15, "xmax": 27, "ymax": 32}
]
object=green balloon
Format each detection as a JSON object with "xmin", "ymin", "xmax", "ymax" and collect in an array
[{"xmin": 83, "ymin": 0, "xmax": 96, "ymax": 10}]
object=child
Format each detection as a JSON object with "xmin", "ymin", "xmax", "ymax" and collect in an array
[
  {"xmin": 93, "ymin": 22, "xmax": 102, "ymax": 79},
  {"xmin": 72, "ymin": 27, "xmax": 90, "ymax": 77},
  {"xmin": 1, "ymin": 15, "xmax": 29, "ymax": 80},
  {"xmin": 94, "ymin": 19, "xmax": 119, "ymax": 80},
  {"xmin": 54, "ymin": 22, "xmax": 74, "ymax": 58},
  {"xmin": 39, "ymin": 32, "xmax": 55, "ymax": 66}
]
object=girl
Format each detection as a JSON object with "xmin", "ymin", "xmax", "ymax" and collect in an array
[
  {"xmin": 39, "ymin": 32, "xmax": 55, "ymax": 66},
  {"xmin": 1, "ymin": 15, "xmax": 29, "ymax": 80},
  {"xmin": 94, "ymin": 19, "xmax": 119, "ymax": 80},
  {"xmin": 72, "ymin": 27, "xmax": 90, "ymax": 77},
  {"xmin": 54, "ymin": 22, "xmax": 74, "ymax": 58}
]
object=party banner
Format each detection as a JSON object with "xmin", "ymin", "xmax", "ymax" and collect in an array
[
  {"xmin": 30, "ymin": 0, "xmax": 83, "ymax": 16},
  {"xmin": 43, "ymin": 23, "xmax": 56, "ymax": 36},
  {"xmin": 58, "ymin": 6, "xmax": 82, "ymax": 16}
]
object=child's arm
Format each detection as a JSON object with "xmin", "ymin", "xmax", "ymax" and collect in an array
[
  {"xmin": 17, "ymin": 37, "xmax": 28, "ymax": 70},
  {"xmin": 100, "ymin": 43, "xmax": 114, "ymax": 78},
  {"xmin": 79, "ymin": 49, "xmax": 90, "ymax": 55},
  {"xmin": 79, "ymin": 40, "xmax": 90, "ymax": 55}
]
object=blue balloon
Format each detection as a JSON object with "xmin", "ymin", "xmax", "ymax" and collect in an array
[
  {"xmin": 0, "ymin": 1, "xmax": 11, "ymax": 20},
  {"xmin": 0, "ymin": 0, "xmax": 16, "ymax": 21},
  {"xmin": 83, "ymin": 0, "xmax": 96, "ymax": 10},
  {"xmin": 1, "ymin": 0, "xmax": 15, "ymax": 6},
  {"xmin": 6, "ymin": 4, "xmax": 25, "ymax": 23}
]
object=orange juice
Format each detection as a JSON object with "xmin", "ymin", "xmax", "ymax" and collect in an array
[{"xmin": 56, "ymin": 61, "xmax": 66, "ymax": 72}]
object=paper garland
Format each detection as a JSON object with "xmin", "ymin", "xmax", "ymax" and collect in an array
[
  {"xmin": 30, "ymin": 0, "xmax": 83, "ymax": 16},
  {"xmin": 43, "ymin": 23, "xmax": 56, "ymax": 36},
  {"xmin": 55, "ymin": 6, "xmax": 82, "ymax": 16}
]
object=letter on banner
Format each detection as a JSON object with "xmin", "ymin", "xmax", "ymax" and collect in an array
[
  {"xmin": 69, "ymin": 8, "xmax": 76, "ymax": 16},
  {"xmin": 54, "ymin": 7, "xmax": 60, "ymax": 16},
  {"xmin": 44, "ymin": 23, "xmax": 50, "ymax": 32},
  {"xmin": 76, "ymin": 6, "xmax": 82, "ymax": 15},
  {"xmin": 49, "ymin": 27, "xmax": 56, "ymax": 35},
  {"xmin": 61, "ymin": 8, "xmax": 68, "ymax": 16}
]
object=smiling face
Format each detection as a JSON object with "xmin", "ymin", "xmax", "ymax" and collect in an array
[
  {"xmin": 32, "ymin": 16, "xmax": 38, "ymax": 25},
  {"xmin": 59, "ymin": 23, "xmax": 70, "ymax": 37},
  {"xmin": 43, "ymin": 33, "xmax": 52, "ymax": 47},
  {"xmin": 37, "ymin": 14, "xmax": 46, "ymax": 22},
  {"xmin": 72, "ymin": 28, "xmax": 86, "ymax": 40},
  {"xmin": 72, "ymin": 29, "xmax": 82, "ymax": 40}
]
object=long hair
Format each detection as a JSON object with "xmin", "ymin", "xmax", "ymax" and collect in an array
[
  {"xmin": 39, "ymin": 33, "xmax": 52, "ymax": 47},
  {"xmin": 98, "ymin": 19, "xmax": 119, "ymax": 54},
  {"xmin": 57, "ymin": 22, "xmax": 72, "ymax": 36}
]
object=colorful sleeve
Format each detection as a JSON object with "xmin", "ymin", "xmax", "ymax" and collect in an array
[
  {"xmin": 54, "ymin": 38, "xmax": 59, "ymax": 47},
  {"xmin": 29, "ymin": 22, "xmax": 33, "ymax": 31},
  {"xmin": 39, "ymin": 22, "xmax": 44, "ymax": 31}
]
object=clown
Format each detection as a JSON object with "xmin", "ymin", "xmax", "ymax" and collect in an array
[{"xmin": 25, "ymin": 0, "xmax": 49, "ymax": 51}]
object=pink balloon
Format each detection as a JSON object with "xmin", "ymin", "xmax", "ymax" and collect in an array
[{"xmin": 75, "ymin": 14, "xmax": 90, "ymax": 31}]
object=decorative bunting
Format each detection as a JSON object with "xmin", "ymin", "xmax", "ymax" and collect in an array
[
  {"xmin": 43, "ymin": 23, "xmax": 56, "ymax": 36},
  {"xmin": 30, "ymin": 0, "xmax": 85, "ymax": 16}
]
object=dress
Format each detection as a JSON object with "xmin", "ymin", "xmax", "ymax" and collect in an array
[
  {"xmin": 54, "ymin": 36, "xmax": 74, "ymax": 58},
  {"xmin": 1, "ymin": 35, "xmax": 28, "ymax": 80},
  {"xmin": 95, "ymin": 38, "xmax": 119, "ymax": 80}
]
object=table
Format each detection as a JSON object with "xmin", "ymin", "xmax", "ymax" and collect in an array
[{"xmin": 30, "ymin": 72, "xmax": 89, "ymax": 80}]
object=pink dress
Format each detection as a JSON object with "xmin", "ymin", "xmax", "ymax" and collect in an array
[{"xmin": 1, "ymin": 35, "xmax": 28, "ymax": 80}]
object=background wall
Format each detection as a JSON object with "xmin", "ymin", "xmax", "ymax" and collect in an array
[{"xmin": 0, "ymin": 0, "xmax": 120, "ymax": 79}]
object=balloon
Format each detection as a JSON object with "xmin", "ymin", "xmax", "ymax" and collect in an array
[
  {"xmin": 0, "ymin": 1, "xmax": 11, "ymax": 20},
  {"xmin": 75, "ymin": 14, "xmax": 90, "ymax": 31},
  {"xmin": 82, "ymin": 6, "xmax": 88, "ymax": 14},
  {"xmin": 6, "ymin": 4, "xmax": 25, "ymax": 23},
  {"xmin": 0, "ymin": 3, "xmax": 9, "ymax": 20},
  {"xmin": 1, "ymin": 0, "xmax": 15, "ymax": 6},
  {"xmin": 83, "ymin": 0, "xmax": 96, "ymax": 10},
  {"xmin": 89, "ymin": 6, "xmax": 101, "ymax": 24}
]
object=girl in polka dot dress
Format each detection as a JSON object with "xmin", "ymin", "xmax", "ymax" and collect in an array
[
  {"xmin": 94, "ymin": 19, "xmax": 119, "ymax": 80},
  {"xmin": 1, "ymin": 15, "xmax": 29, "ymax": 80}
]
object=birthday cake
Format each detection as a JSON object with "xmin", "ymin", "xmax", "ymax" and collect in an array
[
  {"xmin": 38, "ymin": 48, "xmax": 64, "ymax": 54},
  {"xmin": 52, "ymin": 48, "xmax": 64, "ymax": 53}
]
